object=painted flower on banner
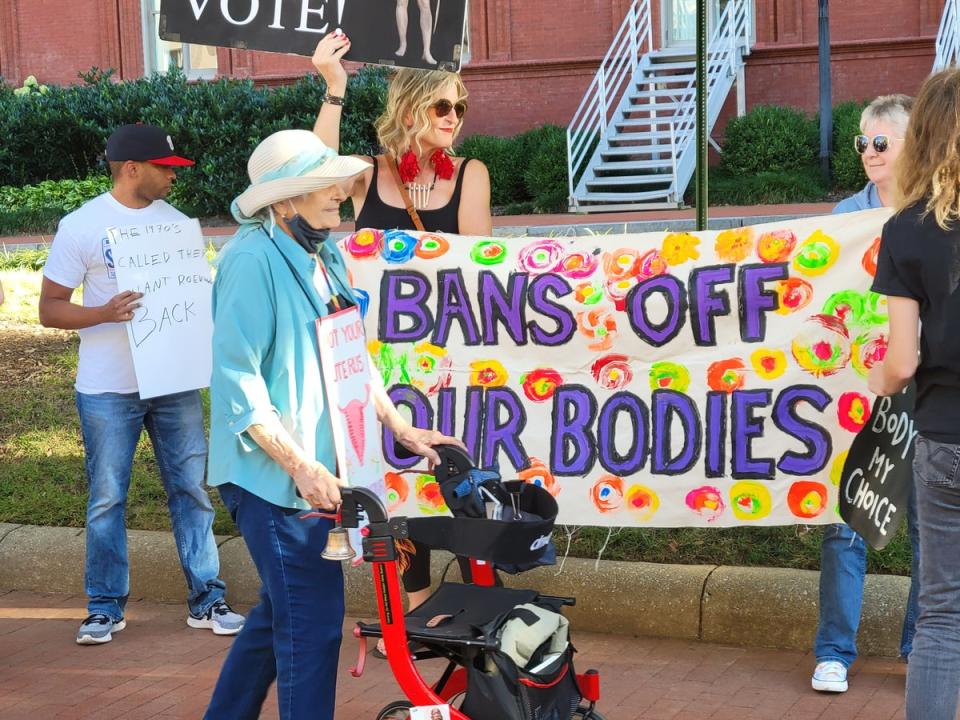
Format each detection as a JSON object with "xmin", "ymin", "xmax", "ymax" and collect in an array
[
  {"xmin": 685, "ymin": 486, "xmax": 725, "ymax": 522},
  {"xmin": 469, "ymin": 359, "xmax": 509, "ymax": 387},
  {"xmin": 518, "ymin": 239, "xmax": 565, "ymax": 274},
  {"xmin": 602, "ymin": 248, "xmax": 640, "ymax": 281},
  {"xmin": 605, "ymin": 276, "xmax": 639, "ymax": 311},
  {"xmin": 557, "ymin": 250, "xmax": 599, "ymax": 279},
  {"xmin": 792, "ymin": 230, "xmax": 840, "ymax": 276},
  {"xmin": 385, "ymin": 471, "xmax": 410, "ymax": 512},
  {"xmin": 830, "ymin": 449, "xmax": 849, "ymax": 487},
  {"xmin": 649, "ymin": 361, "xmax": 691, "ymax": 392},
  {"xmin": 756, "ymin": 229, "xmax": 798, "ymax": 264},
  {"xmin": 591, "ymin": 475, "xmax": 624, "ymax": 513},
  {"xmin": 837, "ymin": 391, "xmax": 872, "ymax": 432},
  {"xmin": 791, "ymin": 314, "xmax": 851, "ymax": 378},
  {"xmin": 851, "ymin": 331, "xmax": 888, "ymax": 377},
  {"xmin": 574, "ymin": 282, "xmax": 604, "ymax": 305},
  {"xmin": 750, "ymin": 348, "xmax": 788, "ymax": 381},
  {"xmin": 822, "ymin": 290, "xmax": 866, "ymax": 328},
  {"xmin": 344, "ymin": 228, "xmax": 383, "ymax": 259},
  {"xmin": 787, "ymin": 481, "xmax": 828, "ymax": 519},
  {"xmin": 661, "ymin": 232, "xmax": 701, "ymax": 266},
  {"xmin": 415, "ymin": 473, "xmax": 448, "ymax": 514},
  {"xmin": 625, "ymin": 484, "xmax": 660, "ymax": 521},
  {"xmin": 776, "ymin": 277, "xmax": 814, "ymax": 315},
  {"xmin": 382, "ymin": 230, "xmax": 418, "ymax": 263},
  {"xmin": 636, "ymin": 249, "xmax": 668, "ymax": 279},
  {"xmin": 521, "ymin": 368, "xmax": 564, "ymax": 402},
  {"xmin": 414, "ymin": 233, "xmax": 450, "ymax": 259},
  {"xmin": 715, "ymin": 228, "xmax": 755, "ymax": 263},
  {"xmin": 410, "ymin": 342, "xmax": 453, "ymax": 396},
  {"xmin": 862, "ymin": 236, "xmax": 881, "ymax": 276},
  {"xmin": 519, "ymin": 457, "xmax": 560, "ymax": 496},
  {"xmin": 730, "ymin": 481, "xmax": 772, "ymax": 521},
  {"xmin": 862, "ymin": 291, "xmax": 888, "ymax": 326},
  {"xmin": 470, "ymin": 239, "xmax": 507, "ymax": 266},
  {"xmin": 577, "ymin": 308, "xmax": 619, "ymax": 351},
  {"xmin": 707, "ymin": 358, "xmax": 747, "ymax": 393},
  {"xmin": 592, "ymin": 354, "xmax": 634, "ymax": 390},
  {"xmin": 368, "ymin": 339, "xmax": 404, "ymax": 386}
]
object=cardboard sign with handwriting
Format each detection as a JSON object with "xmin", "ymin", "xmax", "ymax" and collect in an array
[{"xmin": 108, "ymin": 219, "xmax": 213, "ymax": 399}]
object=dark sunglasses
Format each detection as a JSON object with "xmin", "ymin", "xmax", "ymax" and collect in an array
[
  {"xmin": 431, "ymin": 99, "xmax": 467, "ymax": 119},
  {"xmin": 854, "ymin": 134, "xmax": 901, "ymax": 154}
]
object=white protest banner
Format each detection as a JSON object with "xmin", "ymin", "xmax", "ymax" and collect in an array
[
  {"xmin": 316, "ymin": 306, "xmax": 386, "ymax": 553},
  {"xmin": 108, "ymin": 218, "xmax": 212, "ymax": 399},
  {"xmin": 342, "ymin": 209, "xmax": 895, "ymax": 528}
]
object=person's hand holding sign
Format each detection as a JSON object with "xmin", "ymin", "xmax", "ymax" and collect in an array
[{"xmin": 100, "ymin": 290, "xmax": 143, "ymax": 323}]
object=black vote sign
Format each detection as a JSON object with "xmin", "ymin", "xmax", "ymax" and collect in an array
[
  {"xmin": 159, "ymin": 0, "xmax": 469, "ymax": 71},
  {"xmin": 839, "ymin": 384, "xmax": 917, "ymax": 550}
]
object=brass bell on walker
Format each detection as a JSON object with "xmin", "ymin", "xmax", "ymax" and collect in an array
[{"xmin": 321, "ymin": 527, "xmax": 357, "ymax": 562}]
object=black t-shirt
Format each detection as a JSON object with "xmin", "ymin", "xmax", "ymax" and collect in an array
[{"xmin": 873, "ymin": 201, "xmax": 960, "ymax": 442}]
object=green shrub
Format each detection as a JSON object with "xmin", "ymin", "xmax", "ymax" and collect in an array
[
  {"xmin": 720, "ymin": 105, "xmax": 819, "ymax": 176},
  {"xmin": 832, "ymin": 100, "xmax": 869, "ymax": 191},
  {"xmin": 0, "ymin": 66, "xmax": 389, "ymax": 218},
  {"xmin": 524, "ymin": 126, "xmax": 569, "ymax": 213},
  {"xmin": 703, "ymin": 167, "xmax": 828, "ymax": 205},
  {"xmin": 0, "ymin": 176, "xmax": 112, "ymax": 214},
  {"xmin": 456, "ymin": 134, "xmax": 516, "ymax": 206},
  {"xmin": 0, "ymin": 208, "xmax": 63, "ymax": 236},
  {"xmin": 0, "ymin": 247, "xmax": 49, "ymax": 270}
]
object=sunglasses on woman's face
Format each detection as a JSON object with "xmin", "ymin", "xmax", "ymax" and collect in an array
[
  {"xmin": 431, "ymin": 98, "xmax": 467, "ymax": 120},
  {"xmin": 855, "ymin": 134, "xmax": 901, "ymax": 154}
]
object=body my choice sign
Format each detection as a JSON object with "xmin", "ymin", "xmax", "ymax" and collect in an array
[{"xmin": 340, "ymin": 209, "xmax": 896, "ymax": 528}]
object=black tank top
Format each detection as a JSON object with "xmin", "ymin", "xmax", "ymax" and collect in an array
[{"xmin": 355, "ymin": 156, "xmax": 471, "ymax": 233}]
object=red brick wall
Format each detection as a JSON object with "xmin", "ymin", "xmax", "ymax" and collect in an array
[{"xmin": 0, "ymin": 0, "xmax": 943, "ymax": 139}]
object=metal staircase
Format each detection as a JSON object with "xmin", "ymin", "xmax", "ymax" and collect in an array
[
  {"xmin": 566, "ymin": 0, "xmax": 751, "ymax": 212},
  {"xmin": 935, "ymin": 0, "xmax": 960, "ymax": 71}
]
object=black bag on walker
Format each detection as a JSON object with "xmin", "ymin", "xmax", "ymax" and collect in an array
[{"xmin": 459, "ymin": 603, "xmax": 582, "ymax": 720}]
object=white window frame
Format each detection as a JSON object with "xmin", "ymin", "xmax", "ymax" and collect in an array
[{"xmin": 141, "ymin": 0, "xmax": 218, "ymax": 80}]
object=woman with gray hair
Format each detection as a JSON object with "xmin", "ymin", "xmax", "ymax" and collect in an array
[
  {"xmin": 202, "ymin": 129, "xmax": 459, "ymax": 720},
  {"xmin": 811, "ymin": 93, "xmax": 920, "ymax": 695}
]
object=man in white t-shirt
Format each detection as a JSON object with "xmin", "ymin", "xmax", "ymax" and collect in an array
[{"xmin": 39, "ymin": 124, "xmax": 243, "ymax": 645}]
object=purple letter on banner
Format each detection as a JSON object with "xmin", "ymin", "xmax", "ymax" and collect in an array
[
  {"xmin": 738, "ymin": 263, "xmax": 788, "ymax": 343},
  {"xmin": 482, "ymin": 388, "xmax": 529, "ymax": 470},
  {"xmin": 731, "ymin": 389, "xmax": 775, "ymax": 478},
  {"xmin": 379, "ymin": 270, "xmax": 433, "ymax": 342},
  {"xmin": 550, "ymin": 385, "xmax": 597, "ymax": 475},
  {"xmin": 384, "ymin": 386, "xmax": 433, "ymax": 469},
  {"xmin": 688, "ymin": 265, "xmax": 734, "ymax": 346},
  {"xmin": 773, "ymin": 384, "xmax": 832, "ymax": 475},
  {"xmin": 627, "ymin": 275, "xmax": 688, "ymax": 347}
]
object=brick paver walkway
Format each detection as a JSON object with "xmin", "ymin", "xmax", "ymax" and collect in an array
[{"xmin": 0, "ymin": 590, "xmax": 906, "ymax": 720}]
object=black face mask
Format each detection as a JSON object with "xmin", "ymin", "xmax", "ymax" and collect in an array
[{"xmin": 286, "ymin": 213, "xmax": 330, "ymax": 255}]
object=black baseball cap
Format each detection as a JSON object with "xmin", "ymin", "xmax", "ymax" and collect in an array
[{"xmin": 105, "ymin": 123, "xmax": 194, "ymax": 166}]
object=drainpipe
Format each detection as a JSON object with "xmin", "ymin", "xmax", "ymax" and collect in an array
[{"xmin": 818, "ymin": 0, "xmax": 832, "ymax": 185}]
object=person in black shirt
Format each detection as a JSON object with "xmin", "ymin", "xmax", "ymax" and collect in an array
[{"xmin": 870, "ymin": 68, "xmax": 960, "ymax": 720}]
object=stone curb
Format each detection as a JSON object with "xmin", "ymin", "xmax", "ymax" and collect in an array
[{"xmin": 0, "ymin": 522, "xmax": 910, "ymax": 657}]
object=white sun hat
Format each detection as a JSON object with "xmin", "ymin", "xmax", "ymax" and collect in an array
[{"xmin": 231, "ymin": 129, "xmax": 371, "ymax": 222}]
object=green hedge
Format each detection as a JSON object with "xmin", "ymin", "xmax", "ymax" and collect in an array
[
  {"xmin": 720, "ymin": 105, "xmax": 820, "ymax": 176},
  {"xmin": 0, "ymin": 66, "xmax": 388, "ymax": 219},
  {"xmin": 832, "ymin": 100, "xmax": 870, "ymax": 191},
  {"xmin": 457, "ymin": 124, "xmax": 567, "ymax": 213}
]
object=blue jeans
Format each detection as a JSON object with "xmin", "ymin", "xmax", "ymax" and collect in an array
[
  {"xmin": 906, "ymin": 436, "xmax": 960, "ymax": 720},
  {"xmin": 814, "ymin": 486, "xmax": 920, "ymax": 666},
  {"xmin": 205, "ymin": 484, "xmax": 344, "ymax": 720},
  {"xmin": 76, "ymin": 390, "xmax": 224, "ymax": 620}
]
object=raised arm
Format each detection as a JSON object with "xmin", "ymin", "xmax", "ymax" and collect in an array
[{"xmin": 311, "ymin": 31, "xmax": 351, "ymax": 152}]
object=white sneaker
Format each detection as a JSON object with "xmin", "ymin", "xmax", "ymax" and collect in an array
[
  {"xmin": 187, "ymin": 600, "xmax": 244, "ymax": 636},
  {"xmin": 76, "ymin": 613, "xmax": 126, "ymax": 645},
  {"xmin": 812, "ymin": 660, "xmax": 848, "ymax": 692}
]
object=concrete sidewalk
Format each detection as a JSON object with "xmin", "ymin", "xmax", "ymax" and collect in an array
[{"xmin": 0, "ymin": 590, "xmax": 906, "ymax": 720}]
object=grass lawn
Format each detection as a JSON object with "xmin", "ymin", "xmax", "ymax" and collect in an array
[{"xmin": 0, "ymin": 267, "xmax": 914, "ymax": 573}]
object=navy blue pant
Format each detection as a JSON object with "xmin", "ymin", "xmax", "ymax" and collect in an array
[{"xmin": 205, "ymin": 484, "xmax": 344, "ymax": 720}]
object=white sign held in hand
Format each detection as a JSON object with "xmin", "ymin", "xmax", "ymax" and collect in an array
[{"xmin": 108, "ymin": 219, "xmax": 212, "ymax": 399}]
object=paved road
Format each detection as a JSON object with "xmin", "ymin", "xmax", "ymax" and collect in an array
[{"xmin": 0, "ymin": 590, "xmax": 906, "ymax": 719}]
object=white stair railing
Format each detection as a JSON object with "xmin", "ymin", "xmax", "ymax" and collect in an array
[
  {"xmin": 566, "ymin": 0, "xmax": 653, "ymax": 204},
  {"xmin": 935, "ymin": 0, "xmax": 960, "ymax": 71}
]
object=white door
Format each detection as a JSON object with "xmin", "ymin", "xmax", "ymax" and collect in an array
[{"xmin": 663, "ymin": 0, "xmax": 723, "ymax": 47}]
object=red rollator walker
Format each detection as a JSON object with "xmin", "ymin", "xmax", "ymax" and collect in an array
[{"xmin": 326, "ymin": 445, "xmax": 605, "ymax": 720}]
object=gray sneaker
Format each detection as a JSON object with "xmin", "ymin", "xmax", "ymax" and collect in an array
[
  {"xmin": 76, "ymin": 613, "xmax": 126, "ymax": 645},
  {"xmin": 187, "ymin": 600, "xmax": 244, "ymax": 636}
]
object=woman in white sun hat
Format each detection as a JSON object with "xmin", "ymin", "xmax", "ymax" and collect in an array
[{"xmin": 203, "ymin": 129, "xmax": 457, "ymax": 720}]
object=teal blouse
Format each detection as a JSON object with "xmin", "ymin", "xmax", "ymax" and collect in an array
[{"xmin": 208, "ymin": 224, "xmax": 355, "ymax": 509}]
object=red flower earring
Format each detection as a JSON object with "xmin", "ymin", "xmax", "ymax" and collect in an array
[{"xmin": 398, "ymin": 150, "xmax": 420, "ymax": 183}]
